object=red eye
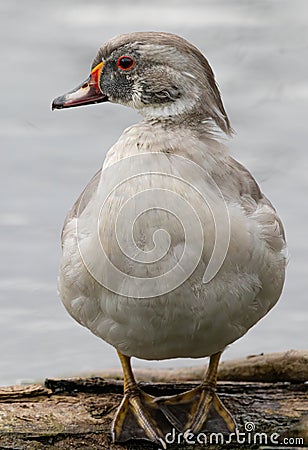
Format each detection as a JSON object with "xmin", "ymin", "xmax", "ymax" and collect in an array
[{"xmin": 117, "ymin": 56, "xmax": 134, "ymax": 70}]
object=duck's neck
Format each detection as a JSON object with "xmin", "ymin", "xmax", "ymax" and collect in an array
[
  {"xmin": 137, "ymin": 94, "xmax": 232, "ymax": 137},
  {"xmin": 102, "ymin": 116, "xmax": 228, "ymax": 172},
  {"xmin": 139, "ymin": 95, "xmax": 199, "ymax": 121},
  {"xmin": 139, "ymin": 104, "xmax": 227, "ymax": 139}
]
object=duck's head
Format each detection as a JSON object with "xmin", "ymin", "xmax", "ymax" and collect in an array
[{"xmin": 52, "ymin": 32, "xmax": 232, "ymax": 134}]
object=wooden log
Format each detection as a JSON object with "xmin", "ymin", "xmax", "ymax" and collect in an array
[
  {"xmin": 93, "ymin": 350, "xmax": 308, "ymax": 383},
  {"xmin": 0, "ymin": 351, "xmax": 307, "ymax": 449}
]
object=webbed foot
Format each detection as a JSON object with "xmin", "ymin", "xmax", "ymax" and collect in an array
[{"xmin": 155, "ymin": 385, "xmax": 236, "ymax": 433}]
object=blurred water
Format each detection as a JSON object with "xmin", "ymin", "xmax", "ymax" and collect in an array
[{"xmin": 0, "ymin": 0, "xmax": 307, "ymax": 386}]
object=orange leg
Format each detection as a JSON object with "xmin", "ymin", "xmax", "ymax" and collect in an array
[{"xmin": 112, "ymin": 350, "xmax": 171, "ymax": 446}]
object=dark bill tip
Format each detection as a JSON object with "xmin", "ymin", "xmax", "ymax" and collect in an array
[{"xmin": 51, "ymin": 95, "xmax": 67, "ymax": 110}]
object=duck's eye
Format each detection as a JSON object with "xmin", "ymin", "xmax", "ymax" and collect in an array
[{"xmin": 117, "ymin": 56, "xmax": 134, "ymax": 70}]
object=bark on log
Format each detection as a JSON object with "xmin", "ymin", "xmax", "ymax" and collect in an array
[
  {"xmin": 0, "ymin": 351, "xmax": 307, "ymax": 450},
  {"xmin": 94, "ymin": 350, "xmax": 308, "ymax": 383}
]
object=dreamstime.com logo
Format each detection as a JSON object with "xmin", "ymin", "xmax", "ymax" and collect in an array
[
  {"xmin": 76, "ymin": 153, "xmax": 230, "ymax": 298},
  {"xmin": 158, "ymin": 422, "xmax": 305, "ymax": 449}
]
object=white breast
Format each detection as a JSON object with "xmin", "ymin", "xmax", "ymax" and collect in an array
[{"xmin": 58, "ymin": 123, "xmax": 286, "ymax": 360}]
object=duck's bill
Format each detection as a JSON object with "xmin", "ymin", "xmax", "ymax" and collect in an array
[{"xmin": 52, "ymin": 62, "xmax": 107, "ymax": 110}]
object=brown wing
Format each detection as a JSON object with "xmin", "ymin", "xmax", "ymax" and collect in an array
[{"xmin": 227, "ymin": 156, "xmax": 286, "ymax": 249}]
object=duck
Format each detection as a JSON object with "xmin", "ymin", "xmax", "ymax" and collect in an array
[{"xmin": 52, "ymin": 31, "xmax": 286, "ymax": 446}]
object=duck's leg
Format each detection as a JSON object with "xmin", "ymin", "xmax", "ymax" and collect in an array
[
  {"xmin": 112, "ymin": 350, "xmax": 171, "ymax": 447},
  {"xmin": 155, "ymin": 351, "xmax": 236, "ymax": 434}
]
